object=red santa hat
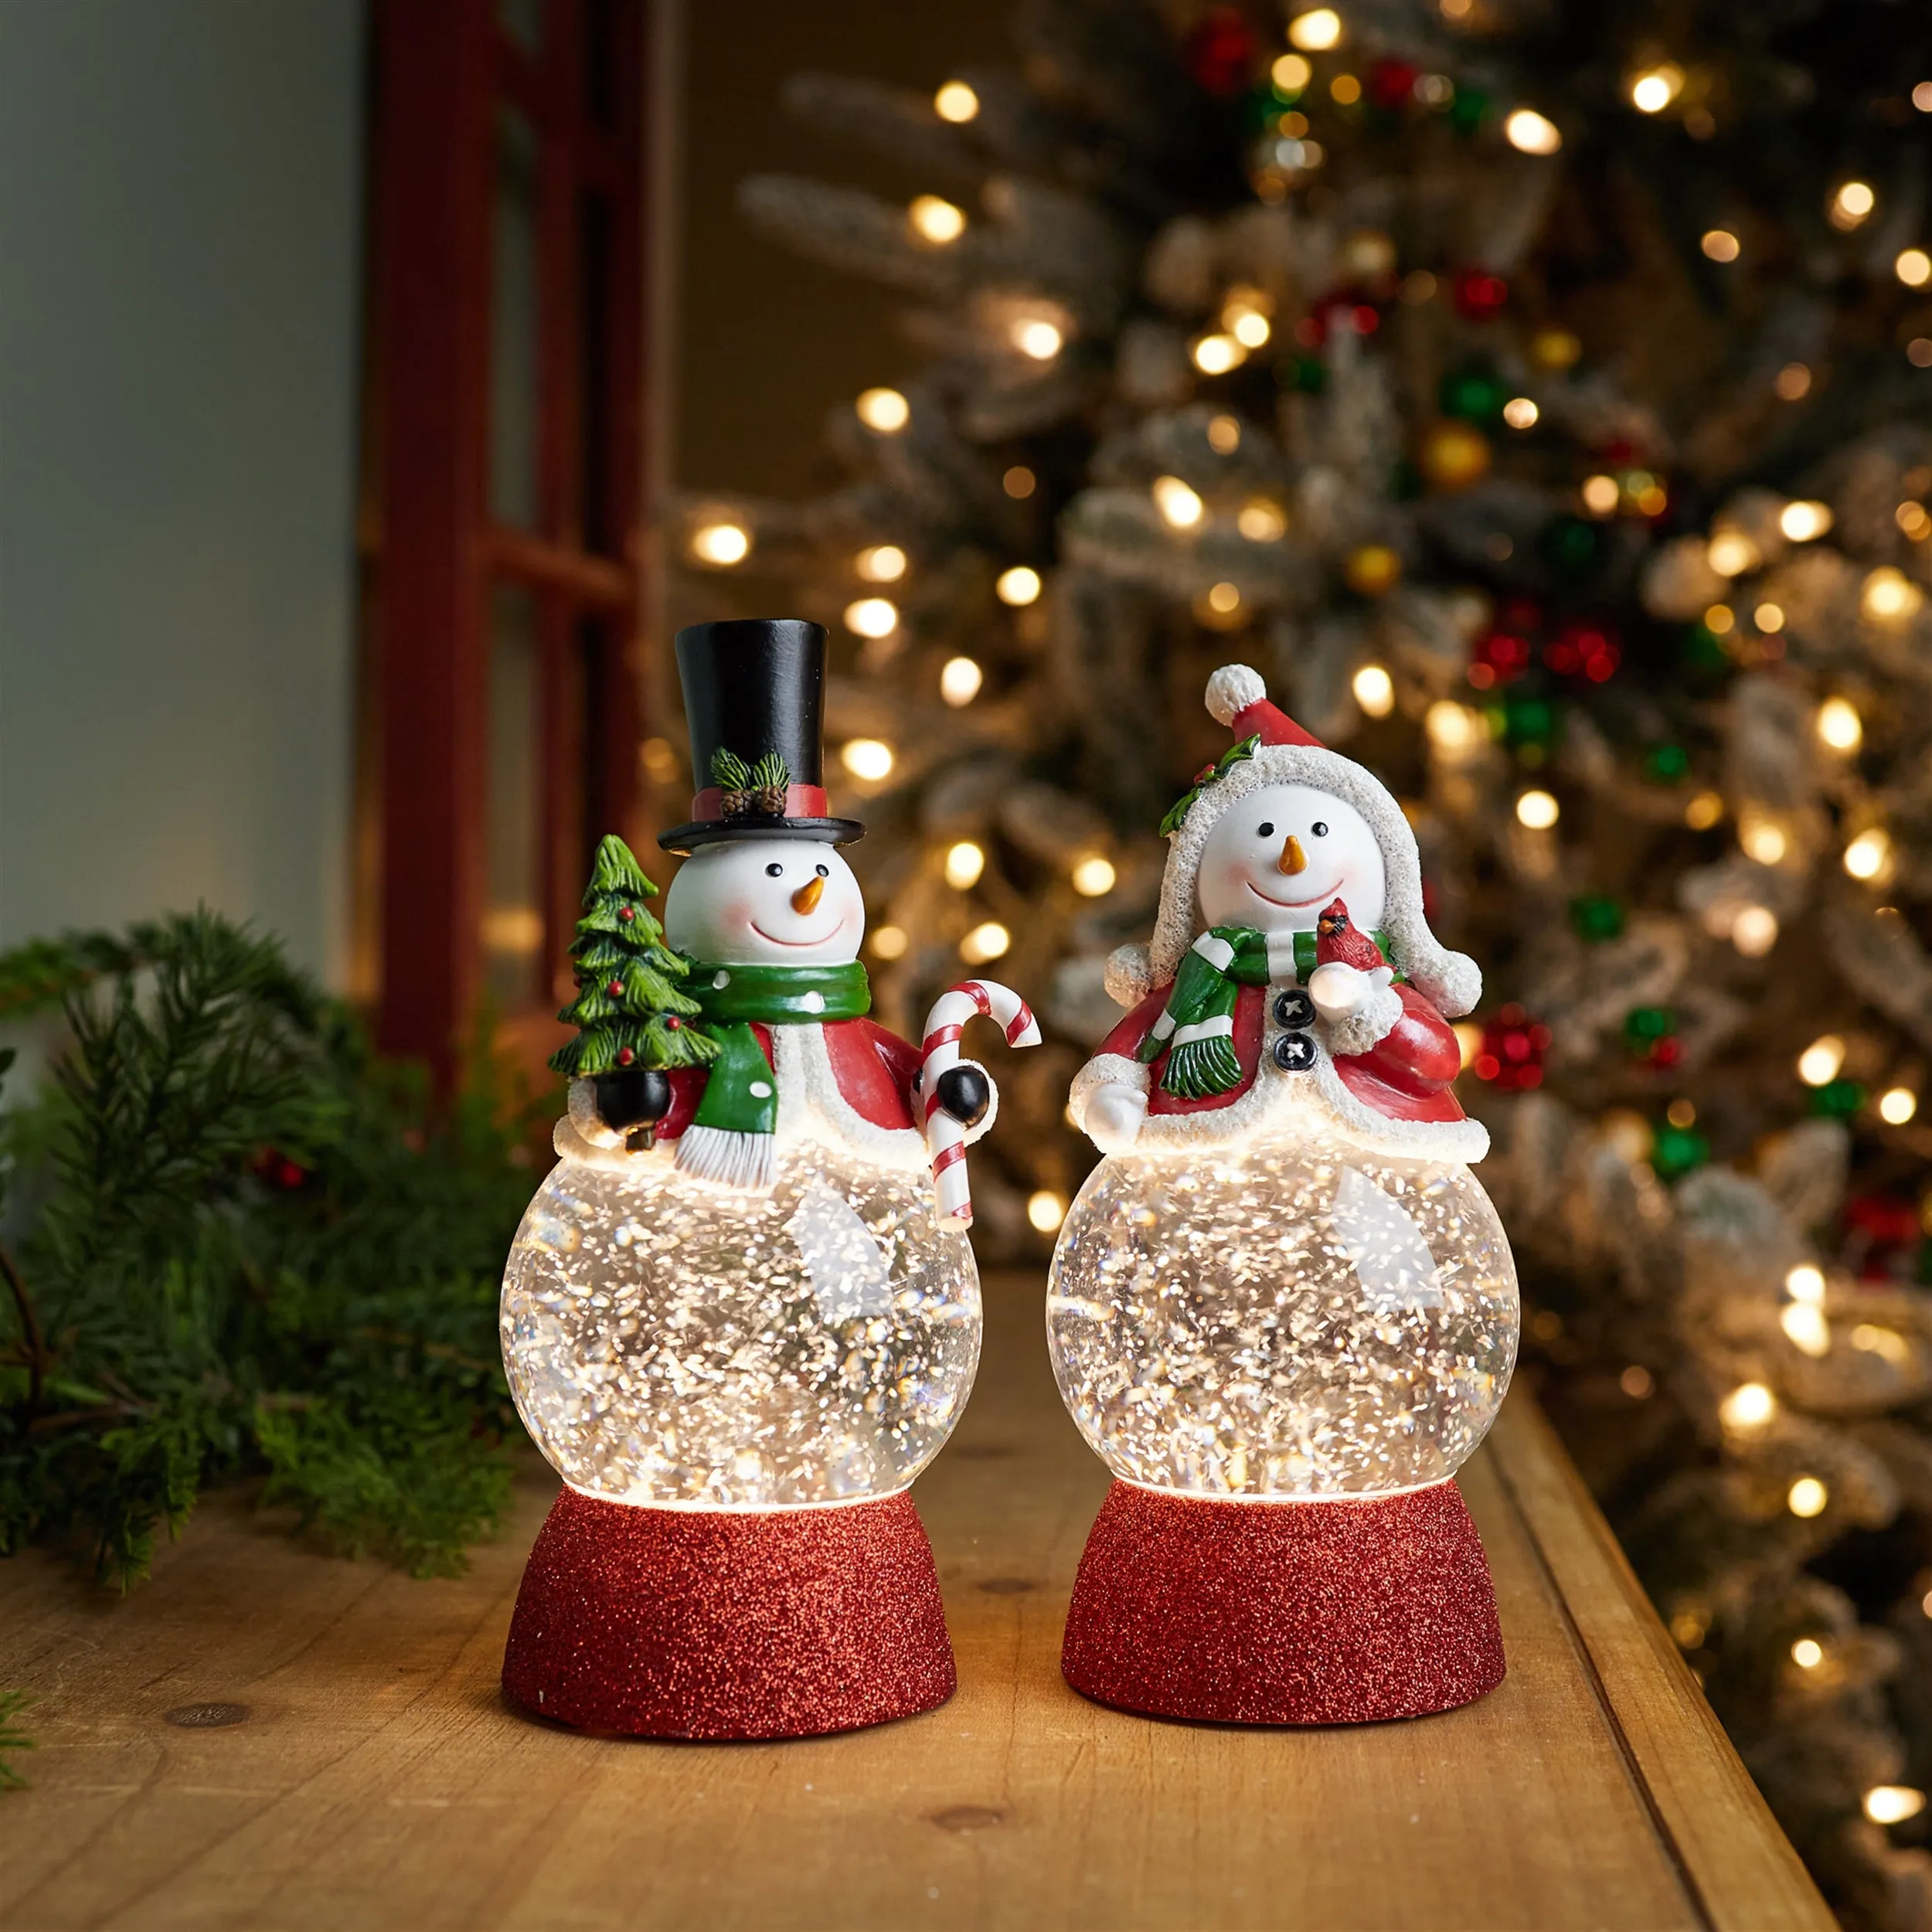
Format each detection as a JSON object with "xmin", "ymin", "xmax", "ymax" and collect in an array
[{"xmin": 1105, "ymin": 664, "xmax": 1482, "ymax": 1022}]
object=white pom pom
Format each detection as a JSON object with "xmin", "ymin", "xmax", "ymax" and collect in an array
[{"xmin": 1205, "ymin": 663, "xmax": 1267, "ymax": 726}]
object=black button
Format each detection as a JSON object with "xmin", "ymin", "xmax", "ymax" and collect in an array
[
  {"xmin": 1273, "ymin": 988, "xmax": 1315, "ymax": 1030},
  {"xmin": 1273, "ymin": 1031, "xmax": 1318, "ymax": 1072}
]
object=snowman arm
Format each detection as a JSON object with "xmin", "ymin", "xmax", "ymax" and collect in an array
[
  {"xmin": 1310, "ymin": 963, "xmax": 1406, "ymax": 1057},
  {"xmin": 1069, "ymin": 1052, "xmax": 1150, "ymax": 1131}
]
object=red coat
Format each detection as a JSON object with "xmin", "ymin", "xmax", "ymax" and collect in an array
[
  {"xmin": 1097, "ymin": 981, "xmax": 1467, "ymax": 1126},
  {"xmin": 651, "ymin": 1018, "xmax": 926, "ymax": 1141}
]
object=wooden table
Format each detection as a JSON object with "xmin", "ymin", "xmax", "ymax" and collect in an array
[{"xmin": 1, "ymin": 1274, "xmax": 1832, "ymax": 1932}]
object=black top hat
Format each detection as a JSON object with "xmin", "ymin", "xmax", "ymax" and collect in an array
[{"xmin": 658, "ymin": 618, "xmax": 866, "ymax": 853}]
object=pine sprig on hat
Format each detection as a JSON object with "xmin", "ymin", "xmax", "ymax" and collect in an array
[
  {"xmin": 549, "ymin": 836, "xmax": 719, "ymax": 1078},
  {"xmin": 1158, "ymin": 734, "xmax": 1260, "ymax": 837},
  {"xmin": 711, "ymin": 747, "xmax": 791, "ymax": 819}
]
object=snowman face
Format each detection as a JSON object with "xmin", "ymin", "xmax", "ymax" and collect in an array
[
  {"xmin": 1196, "ymin": 784, "xmax": 1387, "ymax": 934},
  {"xmin": 663, "ymin": 838, "xmax": 866, "ymax": 965}
]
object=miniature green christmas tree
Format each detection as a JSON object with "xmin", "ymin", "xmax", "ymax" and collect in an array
[{"xmin": 549, "ymin": 836, "xmax": 716, "ymax": 1079}]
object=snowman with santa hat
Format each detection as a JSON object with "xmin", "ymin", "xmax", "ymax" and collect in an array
[
  {"xmin": 500, "ymin": 618, "xmax": 1033, "ymax": 1742},
  {"xmin": 1050, "ymin": 662, "xmax": 1521, "ymax": 1730}
]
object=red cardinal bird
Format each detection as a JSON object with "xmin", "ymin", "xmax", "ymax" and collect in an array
[{"xmin": 1315, "ymin": 899, "xmax": 1389, "ymax": 973}]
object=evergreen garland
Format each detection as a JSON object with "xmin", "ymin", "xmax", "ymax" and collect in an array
[{"xmin": 0, "ymin": 912, "xmax": 539, "ymax": 1588}]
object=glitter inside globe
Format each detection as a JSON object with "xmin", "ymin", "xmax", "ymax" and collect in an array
[
  {"xmin": 502, "ymin": 1144, "xmax": 979, "ymax": 1507},
  {"xmin": 1047, "ymin": 1139, "xmax": 1519, "ymax": 1497}
]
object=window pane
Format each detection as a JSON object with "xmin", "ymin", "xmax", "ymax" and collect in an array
[
  {"xmin": 485, "ymin": 583, "xmax": 545, "ymax": 1010},
  {"xmin": 583, "ymin": 0, "xmax": 617, "ymax": 126},
  {"xmin": 498, "ymin": 0, "xmax": 543, "ymax": 53},
  {"xmin": 490, "ymin": 110, "xmax": 542, "ymax": 530},
  {"xmin": 579, "ymin": 190, "xmax": 613, "ymax": 553}
]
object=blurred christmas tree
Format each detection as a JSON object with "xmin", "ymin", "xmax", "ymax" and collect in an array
[{"xmin": 671, "ymin": 3, "xmax": 1932, "ymax": 1921}]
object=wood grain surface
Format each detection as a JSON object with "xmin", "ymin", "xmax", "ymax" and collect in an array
[{"xmin": 0, "ymin": 1272, "xmax": 1834, "ymax": 1932}]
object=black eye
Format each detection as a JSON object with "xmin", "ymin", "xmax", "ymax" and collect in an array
[
  {"xmin": 815, "ymin": 863, "xmax": 829, "ymax": 877},
  {"xmin": 1257, "ymin": 822, "xmax": 1274, "ymax": 837},
  {"xmin": 765, "ymin": 862, "xmax": 784, "ymax": 876},
  {"xmin": 1311, "ymin": 821, "xmax": 1328, "ymax": 837}
]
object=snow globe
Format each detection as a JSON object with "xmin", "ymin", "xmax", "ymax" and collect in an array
[{"xmin": 1053, "ymin": 664, "xmax": 1519, "ymax": 1724}]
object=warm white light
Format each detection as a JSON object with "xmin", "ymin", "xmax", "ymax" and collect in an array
[
  {"xmin": 1505, "ymin": 108, "xmax": 1562, "ymax": 155},
  {"xmin": 1776, "ymin": 362, "xmax": 1812, "ymax": 400},
  {"xmin": 1705, "ymin": 604, "xmax": 1735, "ymax": 634},
  {"xmin": 1753, "ymin": 603, "xmax": 1784, "ymax": 633},
  {"xmin": 1027, "ymin": 1190, "xmax": 1068, "ymax": 1233},
  {"xmin": 1152, "ymin": 475, "xmax": 1204, "ymax": 529},
  {"xmin": 934, "ymin": 80, "xmax": 980, "ymax": 124},
  {"xmin": 1832, "ymin": 181, "xmax": 1876, "ymax": 229},
  {"xmin": 1012, "ymin": 318, "xmax": 1063, "ymax": 361},
  {"xmin": 1731, "ymin": 905, "xmax": 1779, "ymax": 957},
  {"xmin": 1781, "ymin": 1304, "xmax": 1831, "ymax": 1359},
  {"xmin": 1191, "ymin": 332, "xmax": 1247, "ymax": 375},
  {"xmin": 1706, "ymin": 529, "xmax": 1759, "ymax": 577},
  {"xmin": 939, "ymin": 656, "xmax": 983, "ymax": 706},
  {"xmin": 1787, "ymin": 1475, "xmax": 1828, "ymax": 1517},
  {"xmin": 1791, "ymin": 1638, "xmax": 1824, "ymax": 1669},
  {"xmin": 1207, "ymin": 413, "xmax": 1242, "ymax": 454},
  {"xmin": 1205, "ymin": 581, "xmax": 1242, "ymax": 615},
  {"xmin": 689, "ymin": 521, "xmax": 750, "ymax": 566},
  {"xmin": 1427, "ymin": 700, "xmax": 1481, "ymax": 750},
  {"xmin": 944, "ymin": 841, "xmax": 986, "ymax": 889},
  {"xmin": 996, "ymin": 565, "xmax": 1043, "ymax": 606},
  {"xmin": 855, "ymin": 543, "xmax": 906, "ymax": 582},
  {"xmin": 1900, "ymin": 502, "xmax": 1932, "ymax": 540},
  {"xmin": 1582, "ymin": 474, "xmax": 1621, "ymax": 515},
  {"xmin": 1685, "ymin": 791, "xmax": 1724, "ymax": 830},
  {"xmin": 1237, "ymin": 498, "xmax": 1286, "ymax": 541},
  {"xmin": 909, "ymin": 195, "xmax": 966, "ymax": 244},
  {"xmin": 1866, "ymin": 1787, "xmax": 1927, "ymax": 1826},
  {"xmin": 1844, "ymin": 828, "xmax": 1891, "ymax": 880},
  {"xmin": 870, "ymin": 923, "xmax": 908, "ymax": 960},
  {"xmin": 959, "ymin": 920, "xmax": 1010, "ymax": 964},
  {"xmin": 1786, "ymin": 1264, "xmax": 1826, "ymax": 1304},
  {"xmin": 1899, "ymin": 250, "xmax": 1932, "ymax": 288},
  {"xmin": 855, "ymin": 387, "xmax": 910, "ymax": 432},
  {"xmin": 1862, "ymin": 566, "xmax": 1923, "ymax": 625},
  {"xmin": 841, "ymin": 737, "xmax": 895, "ymax": 781},
  {"xmin": 1352, "ymin": 664, "xmax": 1396, "ymax": 717},
  {"xmin": 1780, "ymin": 499, "xmax": 1833, "ymax": 542},
  {"xmin": 1503, "ymin": 396, "xmax": 1539, "ymax": 428},
  {"xmin": 1719, "ymin": 1382, "xmax": 1777, "ymax": 1428},
  {"xmin": 1798, "ymin": 1036, "xmax": 1845, "ymax": 1087},
  {"xmin": 1880, "ymin": 1086, "xmax": 1918, "ymax": 1125},
  {"xmin": 1629, "ymin": 66, "xmax": 1683, "ymax": 114},
  {"xmin": 843, "ymin": 597, "xmax": 899, "ymax": 638},
  {"xmin": 1515, "ymin": 788, "xmax": 1560, "ymax": 830},
  {"xmin": 1854, "ymin": 1324, "xmax": 1911, "ymax": 1365},
  {"xmin": 1702, "ymin": 229, "xmax": 1741, "ymax": 263},
  {"xmin": 1229, "ymin": 308, "xmax": 1271, "ymax": 349},
  {"xmin": 1273, "ymin": 52, "xmax": 1313, "ymax": 91},
  {"xmin": 1740, "ymin": 818, "xmax": 1787, "ymax": 866},
  {"xmin": 1918, "ymin": 82, "xmax": 1932, "ymax": 113},
  {"xmin": 1287, "ymin": 8, "xmax": 1342, "ymax": 50},
  {"xmin": 1072, "ymin": 855, "xmax": 1116, "ymax": 897}
]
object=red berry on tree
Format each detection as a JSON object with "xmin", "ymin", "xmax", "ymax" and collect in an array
[
  {"xmin": 607, "ymin": 978, "xmax": 625, "ymax": 997},
  {"xmin": 617, "ymin": 1046, "xmax": 635, "ymax": 1066},
  {"xmin": 618, "ymin": 904, "xmax": 635, "ymax": 921},
  {"xmin": 666, "ymin": 1015, "xmax": 682, "ymax": 1030}
]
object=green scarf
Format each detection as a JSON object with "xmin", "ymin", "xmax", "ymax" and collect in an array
[
  {"xmin": 1137, "ymin": 923, "xmax": 1393, "ymax": 1100},
  {"xmin": 676, "ymin": 963, "xmax": 871, "ymax": 1188}
]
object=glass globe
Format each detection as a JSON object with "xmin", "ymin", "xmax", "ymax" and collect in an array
[
  {"xmin": 502, "ymin": 1141, "xmax": 980, "ymax": 1507},
  {"xmin": 1047, "ymin": 1138, "xmax": 1518, "ymax": 1497}
]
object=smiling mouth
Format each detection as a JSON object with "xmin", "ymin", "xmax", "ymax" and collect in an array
[
  {"xmin": 1243, "ymin": 878, "xmax": 1342, "ymax": 911},
  {"xmin": 749, "ymin": 915, "xmax": 851, "ymax": 948}
]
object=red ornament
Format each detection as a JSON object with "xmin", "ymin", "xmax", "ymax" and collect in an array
[
  {"xmin": 617, "ymin": 1046, "xmax": 635, "ymax": 1066},
  {"xmin": 1468, "ymin": 628, "xmax": 1533, "ymax": 689},
  {"xmin": 1472, "ymin": 1003, "xmax": 1550, "ymax": 1090},
  {"xmin": 1451, "ymin": 270, "xmax": 1509, "ymax": 320},
  {"xmin": 607, "ymin": 978, "xmax": 625, "ymax": 997},
  {"xmin": 1184, "ymin": 8, "xmax": 1259, "ymax": 96},
  {"xmin": 618, "ymin": 905, "xmax": 635, "ymax": 923},
  {"xmin": 1647, "ymin": 1035, "xmax": 1683, "ymax": 1072},
  {"xmin": 665, "ymin": 1015, "xmax": 682, "ymax": 1030},
  {"xmin": 1543, "ymin": 620, "xmax": 1621, "ymax": 683},
  {"xmin": 1368, "ymin": 59, "xmax": 1420, "ymax": 111}
]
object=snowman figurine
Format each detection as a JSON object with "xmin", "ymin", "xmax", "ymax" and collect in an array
[
  {"xmin": 1050, "ymin": 663, "xmax": 1519, "ymax": 1726},
  {"xmin": 500, "ymin": 618, "xmax": 1006, "ymax": 1740}
]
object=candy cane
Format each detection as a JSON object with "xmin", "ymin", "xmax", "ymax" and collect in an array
[{"xmin": 920, "ymin": 979, "xmax": 1041, "ymax": 1227}]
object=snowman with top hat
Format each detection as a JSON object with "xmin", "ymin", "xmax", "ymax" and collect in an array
[
  {"xmin": 1051, "ymin": 663, "xmax": 1520, "ymax": 1727},
  {"xmin": 500, "ymin": 618, "xmax": 1033, "ymax": 1740}
]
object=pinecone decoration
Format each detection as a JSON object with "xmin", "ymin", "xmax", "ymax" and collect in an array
[{"xmin": 710, "ymin": 748, "xmax": 791, "ymax": 820}]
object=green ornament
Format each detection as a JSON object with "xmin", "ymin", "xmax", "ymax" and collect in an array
[
  {"xmin": 1503, "ymin": 692, "xmax": 1559, "ymax": 749},
  {"xmin": 1651, "ymin": 1124, "xmax": 1709, "ymax": 1180},
  {"xmin": 1440, "ymin": 365, "xmax": 1507, "ymax": 423},
  {"xmin": 1448, "ymin": 84, "xmax": 1489, "ymax": 135},
  {"xmin": 1624, "ymin": 1005, "xmax": 1675, "ymax": 1048},
  {"xmin": 1810, "ymin": 1078, "xmax": 1866, "ymax": 1120},
  {"xmin": 1570, "ymin": 894, "xmax": 1626, "ymax": 942},
  {"xmin": 1645, "ymin": 743, "xmax": 1690, "ymax": 784},
  {"xmin": 1682, "ymin": 622, "xmax": 1731, "ymax": 677},
  {"xmin": 1243, "ymin": 84, "xmax": 1288, "ymax": 134},
  {"xmin": 1543, "ymin": 515, "xmax": 1598, "ymax": 574},
  {"xmin": 1277, "ymin": 353, "xmax": 1326, "ymax": 395}
]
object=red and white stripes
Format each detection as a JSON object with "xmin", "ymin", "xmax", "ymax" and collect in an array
[{"xmin": 920, "ymin": 979, "xmax": 1041, "ymax": 1226}]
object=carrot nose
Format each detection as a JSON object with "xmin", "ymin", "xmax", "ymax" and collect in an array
[
  {"xmin": 1277, "ymin": 834, "xmax": 1308, "ymax": 876},
  {"xmin": 791, "ymin": 874, "xmax": 826, "ymax": 915}
]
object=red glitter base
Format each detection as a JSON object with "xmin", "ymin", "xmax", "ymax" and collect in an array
[
  {"xmin": 502, "ymin": 1487, "xmax": 954, "ymax": 1738},
  {"xmin": 1062, "ymin": 1478, "xmax": 1505, "ymax": 1725}
]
